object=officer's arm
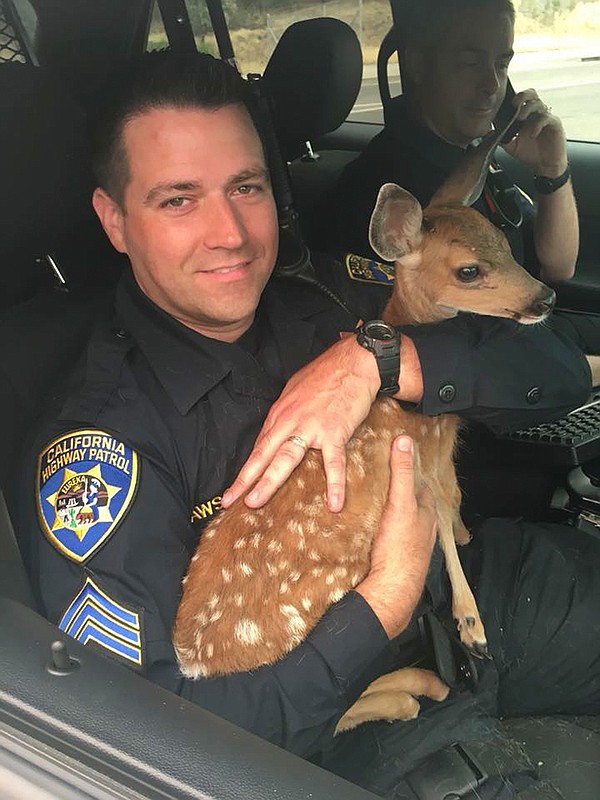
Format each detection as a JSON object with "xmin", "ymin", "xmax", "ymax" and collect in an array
[
  {"xmin": 26, "ymin": 432, "xmax": 393, "ymax": 759},
  {"xmin": 406, "ymin": 313, "xmax": 591, "ymax": 431},
  {"xmin": 223, "ymin": 315, "xmax": 591, "ymax": 510}
]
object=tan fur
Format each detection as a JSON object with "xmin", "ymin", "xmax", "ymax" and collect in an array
[{"xmin": 173, "ymin": 134, "xmax": 554, "ymax": 729}]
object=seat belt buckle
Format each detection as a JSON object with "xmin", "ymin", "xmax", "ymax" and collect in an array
[
  {"xmin": 419, "ymin": 611, "xmax": 480, "ymax": 690},
  {"xmin": 402, "ymin": 742, "xmax": 488, "ymax": 799}
]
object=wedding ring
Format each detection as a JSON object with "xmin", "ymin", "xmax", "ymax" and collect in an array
[{"xmin": 286, "ymin": 435, "xmax": 309, "ymax": 451}]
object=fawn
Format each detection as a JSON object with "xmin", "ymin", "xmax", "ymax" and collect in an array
[{"xmin": 173, "ymin": 119, "xmax": 555, "ymax": 730}]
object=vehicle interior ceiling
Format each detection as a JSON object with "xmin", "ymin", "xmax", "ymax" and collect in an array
[{"xmin": 0, "ymin": 0, "xmax": 599, "ymax": 797}]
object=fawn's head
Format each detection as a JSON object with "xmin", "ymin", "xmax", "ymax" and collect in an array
[{"xmin": 369, "ymin": 124, "xmax": 556, "ymax": 326}]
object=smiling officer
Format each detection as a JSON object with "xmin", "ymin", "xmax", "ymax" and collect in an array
[{"xmin": 18, "ymin": 51, "xmax": 599, "ymax": 800}]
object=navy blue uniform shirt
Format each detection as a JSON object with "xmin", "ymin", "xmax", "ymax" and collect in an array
[{"xmin": 19, "ymin": 260, "xmax": 591, "ymax": 758}]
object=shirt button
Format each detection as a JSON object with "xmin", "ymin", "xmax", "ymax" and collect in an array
[
  {"xmin": 526, "ymin": 387, "xmax": 541, "ymax": 404},
  {"xmin": 439, "ymin": 383, "xmax": 456, "ymax": 403}
]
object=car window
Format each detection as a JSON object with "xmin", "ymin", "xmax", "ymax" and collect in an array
[
  {"xmin": 148, "ymin": 1, "xmax": 598, "ymax": 143},
  {"xmin": 510, "ymin": 2, "xmax": 600, "ymax": 143},
  {"xmin": 215, "ymin": 0, "xmax": 392, "ymax": 123}
]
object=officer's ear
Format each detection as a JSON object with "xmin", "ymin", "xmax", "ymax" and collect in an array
[{"xmin": 92, "ymin": 187, "xmax": 127, "ymax": 254}]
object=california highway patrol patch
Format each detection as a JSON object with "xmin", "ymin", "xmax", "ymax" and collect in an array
[
  {"xmin": 37, "ymin": 429, "xmax": 139, "ymax": 563},
  {"xmin": 344, "ymin": 253, "xmax": 395, "ymax": 285}
]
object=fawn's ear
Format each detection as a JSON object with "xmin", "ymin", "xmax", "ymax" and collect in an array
[{"xmin": 369, "ymin": 183, "xmax": 423, "ymax": 262}]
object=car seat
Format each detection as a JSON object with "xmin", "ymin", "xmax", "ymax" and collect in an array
[
  {"xmin": 261, "ymin": 17, "xmax": 364, "ymax": 250},
  {"xmin": 0, "ymin": 62, "xmax": 120, "ymax": 516}
]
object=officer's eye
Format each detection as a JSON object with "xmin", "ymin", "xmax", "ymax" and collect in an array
[
  {"xmin": 161, "ymin": 196, "xmax": 188, "ymax": 209},
  {"xmin": 456, "ymin": 264, "xmax": 480, "ymax": 282}
]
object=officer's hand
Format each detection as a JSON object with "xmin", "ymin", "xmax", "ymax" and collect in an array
[
  {"xmin": 356, "ymin": 436, "xmax": 437, "ymax": 639},
  {"xmin": 222, "ymin": 336, "xmax": 379, "ymax": 512},
  {"xmin": 223, "ymin": 335, "xmax": 425, "ymax": 512},
  {"xmin": 502, "ymin": 88, "xmax": 568, "ymax": 178}
]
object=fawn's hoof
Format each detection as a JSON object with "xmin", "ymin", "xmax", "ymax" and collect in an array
[{"xmin": 456, "ymin": 614, "xmax": 491, "ymax": 659}]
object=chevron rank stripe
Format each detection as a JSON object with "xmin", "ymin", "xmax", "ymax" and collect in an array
[{"xmin": 59, "ymin": 576, "xmax": 142, "ymax": 667}]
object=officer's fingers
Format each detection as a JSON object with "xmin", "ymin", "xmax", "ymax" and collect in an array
[
  {"xmin": 321, "ymin": 440, "xmax": 347, "ymax": 512},
  {"xmin": 513, "ymin": 88, "xmax": 540, "ymax": 118},
  {"xmin": 221, "ymin": 427, "xmax": 289, "ymax": 507},
  {"xmin": 240, "ymin": 441, "xmax": 307, "ymax": 508},
  {"xmin": 384, "ymin": 436, "xmax": 416, "ymax": 514}
]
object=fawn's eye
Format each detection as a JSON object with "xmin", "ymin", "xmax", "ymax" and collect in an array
[{"xmin": 457, "ymin": 264, "xmax": 480, "ymax": 282}]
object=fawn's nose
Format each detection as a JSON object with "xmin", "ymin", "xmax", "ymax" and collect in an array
[{"xmin": 531, "ymin": 287, "xmax": 556, "ymax": 317}]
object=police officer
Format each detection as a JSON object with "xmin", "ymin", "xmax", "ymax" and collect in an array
[
  {"xmin": 19, "ymin": 52, "xmax": 599, "ymax": 799},
  {"xmin": 318, "ymin": 0, "xmax": 600, "ymax": 357}
]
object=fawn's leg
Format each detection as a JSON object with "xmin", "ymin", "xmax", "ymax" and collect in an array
[
  {"xmin": 437, "ymin": 503, "xmax": 488, "ymax": 657},
  {"xmin": 452, "ymin": 483, "xmax": 471, "ymax": 545},
  {"xmin": 335, "ymin": 667, "xmax": 449, "ymax": 733}
]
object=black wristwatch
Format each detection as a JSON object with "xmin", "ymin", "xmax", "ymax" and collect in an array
[
  {"xmin": 534, "ymin": 164, "xmax": 571, "ymax": 195},
  {"xmin": 356, "ymin": 320, "xmax": 401, "ymax": 395}
]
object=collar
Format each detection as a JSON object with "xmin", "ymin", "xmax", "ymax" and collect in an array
[{"xmin": 115, "ymin": 271, "xmax": 329, "ymax": 415}]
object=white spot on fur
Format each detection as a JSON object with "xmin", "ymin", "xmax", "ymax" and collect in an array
[
  {"xmin": 234, "ymin": 537, "xmax": 246, "ymax": 549},
  {"xmin": 203, "ymin": 529, "xmax": 216, "ymax": 540},
  {"xmin": 209, "ymin": 609, "xmax": 223, "ymax": 623},
  {"xmin": 279, "ymin": 581, "xmax": 289, "ymax": 594},
  {"xmin": 308, "ymin": 550, "xmax": 321, "ymax": 562},
  {"xmin": 234, "ymin": 593, "xmax": 244, "ymax": 606},
  {"xmin": 267, "ymin": 539, "xmax": 282, "ymax": 553},
  {"xmin": 296, "ymin": 477, "xmax": 305, "ymax": 489},
  {"xmin": 239, "ymin": 562, "xmax": 253, "ymax": 576},
  {"xmin": 326, "ymin": 573, "xmax": 336, "ymax": 585},
  {"xmin": 301, "ymin": 597, "xmax": 312, "ymax": 611},
  {"xmin": 207, "ymin": 593, "xmax": 219, "ymax": 608},
  {"xmin": 334, "ymin": 566, "xmax": 348, "ymax": 578},
  {"xmin": 191, "ymin": 554, "xmax": 199, "ymax": 563},
  {"xmin": 278, "ymin": 559, "xmax": 289, "ymax": 571},
  {"xmin": 266, "ymin": 562, "xmax": 279, "ymax": 576},
  {"xmin": 234, "ymin": 619, "xmax": 263, "ymax": 646},
  {"xmin": 287, "ymin": 519, "xmax": 304, "ymax": 535},
  {"xmin": 241, "ymin": 512, "xmax": 258, "ymax": 527},
  {"xmin": 205, "ymin": 643, "xmax": 214, "ymax": 658},
  {"xmin": 221, "ymin": 568, "xmax": 232, "ymax": 583},
  {"xmin": 194, "ymin": 611, "xmax": 208, "ymax": 626},
  {"xmin": 251, "ymin": 533, "xmax": 262, "ymax": 548},
  {"xmin": 420, "ymin": 423, "xmax": 428, "ymax": 436},
  {"xmin": 329, "ymin": 588, "xmax": 345, "ymax": 603},
  {"xmin": 279, "ymin": 604, "xmax": 307, "ymax": 636},
  {"xmin": 182, "ymin": 575, "xmax": 188, "ymax": 585},
  {"xmin": 289, "ymin": 571, "xmax": 301, "ymax": 582},
  {"xmin": 311, "ymin": 567, "xmax": 324, "ymax": 577}
]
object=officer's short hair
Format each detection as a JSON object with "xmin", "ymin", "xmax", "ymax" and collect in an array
[
  {"xmin": 90, "ymin": 52, "xmax": 262, "ymax": 207},
  {"xmin": 403, "ymin": 0, "xmax": 515, "ymax": 51}
]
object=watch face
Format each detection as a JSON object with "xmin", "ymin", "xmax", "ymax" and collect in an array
[{"xmin": 365, "ymin": 321, "xmax": 395, "ymax": 341}]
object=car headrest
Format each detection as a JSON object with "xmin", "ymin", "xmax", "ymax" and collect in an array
[
  {"xmin": 0, "ymin": 63, "xmax": 94, "ymax": 257},
  {"xmin": 0, "ymin": 62, "xmax": 98, "ymax": 306},
  {"xmin": 263, "ymin": 18, "xmax": 363, "ymax": 162}
]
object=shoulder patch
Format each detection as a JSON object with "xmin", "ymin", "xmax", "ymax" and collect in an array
[
  {"xmin": 59, "ymin": 574, "xmax": 143, "ymax": 668},
  {"xmin": 37, "ymin": 429, "xmax": 139, "ymax": 563},
  {"xmin": 344, "ymin": 253, "xmax": 395, "ymax": 285}
]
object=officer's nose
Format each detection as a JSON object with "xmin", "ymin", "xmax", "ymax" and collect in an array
[
  {"xmin": 479, "ymin": 64, "xmax": 502, "ymax": 96},
  {"xmin": 204, "ymin": 195, "xmax": 247, "ymax": 250}
]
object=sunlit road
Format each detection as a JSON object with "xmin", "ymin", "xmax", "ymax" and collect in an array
[{"xmin": 349, "ymin": 55, "xmax": 600, "ymax": 142}]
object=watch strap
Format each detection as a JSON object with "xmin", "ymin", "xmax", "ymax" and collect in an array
[
  {"xmin": 534, "ymin": 165, "xmax": 571, "ymax": 195},
  {"xmin": 356, "ymin": 321, "xmax": 400, "ymax": 395}
]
